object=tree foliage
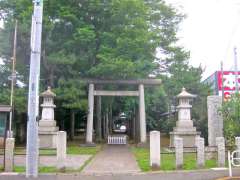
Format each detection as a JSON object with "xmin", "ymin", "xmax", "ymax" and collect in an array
[{"xmin": 221, "ymin": 94, "xmax": 240, "ymax": 146}]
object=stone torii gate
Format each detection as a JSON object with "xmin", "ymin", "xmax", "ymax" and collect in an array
[{"xmin": 85, "ymin": 79, "xmax": 162, "ymax": 144}]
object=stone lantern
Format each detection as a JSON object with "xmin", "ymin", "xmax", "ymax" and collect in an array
[
  {"xmin": 170, "ymin": 88, "xmax": 200, "ymax": 147},
  {"xmin": 38, "ymin": 87, "xmax": 59, "ymax": 148}
]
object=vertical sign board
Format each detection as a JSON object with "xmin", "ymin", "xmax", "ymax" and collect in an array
[
  {"xmin": 0, "ymin": 105, "xmax": 11, "ymax": 169},
  {"xmin": 0, "ymin": 114, "xmax": 7, "ymax": 138},
  {"xmin": 217, "ymin": 71, "xmax": 240, "ymax": 99}
]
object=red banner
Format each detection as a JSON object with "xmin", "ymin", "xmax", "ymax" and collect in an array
[
  {"xmin": 217, "ymin": 71, "xmax": 240, "ymax": 99},
  {"xmin": 217, "ymin": 71, "xmax": 240, "ymax": 91}
]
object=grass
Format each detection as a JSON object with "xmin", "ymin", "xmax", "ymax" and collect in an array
[
  {"xmin": 1, "ymin": 145, "xmax": 102, "ymax": 156},
  {"xmin": 14, "ymin": 166, "xmax": 59, "ymax": 173},
  {"xmin": 132, "ymin": 147, "xmax": 217, "ymax": 172},
  {"xmin": 11, "ymin": 145, "xmax": 102, "ymax": 174},
  {"xmin": 67, "ymin": 145, "xmax": 101, "ymax": 155}
]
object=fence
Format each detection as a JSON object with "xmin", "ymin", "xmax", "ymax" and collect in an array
[
  {"xmin": 228, "ymin": 150, "xmax": 240, "ymax": 177},
  {"xmin": 108, "ymin": 135, "xmax": 127, "ymax": 145}
]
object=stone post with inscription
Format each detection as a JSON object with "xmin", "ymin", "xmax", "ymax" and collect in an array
[
  {"xmin": 4, "ymin": 138, "xmax": 15, "ymax": 172},
  {"xmin": 57, "ymin": 131, "xmax": 66, "ymax": 170},
  {"xmin": 195, "ymin": 137, "xmax": 205, "ymax": 168},
  {"xmin": 207, "ymin": 96, "xmax": 223, "ymax": 146},
  {"xmin": 216, "ymin": 137, "xmax": 225, "ymax": 167},
  {"xmin": 175, "ymin": 137, "xmax": 183, "ymax": 169},
  {"xmin": 150, "ymin": 131, "xmax": 161, "ymax": 169}
]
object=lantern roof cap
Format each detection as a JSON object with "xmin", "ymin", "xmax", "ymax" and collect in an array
[
  {"xmin": 41, "ymin": 87, "xmax": 56, "ymax": 97},
  {"xmin": 177, "ymin": 87, "xmax": 196, "ymax": 99}
]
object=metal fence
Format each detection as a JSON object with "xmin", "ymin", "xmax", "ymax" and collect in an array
[{"xmin": 108, "ymin": 135, "xmax": 127, "ymax": 145}]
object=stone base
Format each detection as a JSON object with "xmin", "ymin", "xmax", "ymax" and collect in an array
[
  {"xmin": 170, "ymin": 131, "xmax": 201, "ymax": 147},
  {"xmin": 39, "ymin": 131, "xmax": 58, "ymax": 148}
]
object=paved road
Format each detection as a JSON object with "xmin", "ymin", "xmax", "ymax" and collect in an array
[
  {"xmin": 1, "ymin": 169, "xmax": 240, "ymax": 180},
  {"xmin": 82, "ymin": 145, "xmax": 140, "ymax": 174}
]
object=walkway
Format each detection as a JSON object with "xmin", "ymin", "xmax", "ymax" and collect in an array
[
  {"xmin": 0, "ymin": 155, "xmax": 91, "ymax": 170},
  {"xmin": 82, "ymin": 145, "xmax": 140, "ymax": 175}
]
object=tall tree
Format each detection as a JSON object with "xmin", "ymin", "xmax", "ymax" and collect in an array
[{"xmin": 0, "ymin": 0, "xmax": 208, "ymax": 138}]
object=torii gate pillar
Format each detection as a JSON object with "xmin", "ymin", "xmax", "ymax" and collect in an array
[
  {"xmin": 86, "ymin": 83, "xmax": 94, "ymax": 144},
  {"xmin": 139, "ymin": 84, "xmax": 146, "ymax": 143}
]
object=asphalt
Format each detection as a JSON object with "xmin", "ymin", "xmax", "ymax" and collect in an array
[{"xmin": 1, "ymin": 169, "xmax": 240, "ymax": 180}]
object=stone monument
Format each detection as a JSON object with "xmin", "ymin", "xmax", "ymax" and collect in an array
[
  {"xmin": 207, "ymin": 96, "xmax": 223, "ymax": 146},
  {"xmin": 150, "ymin": 131, "xmax": 161, "ymax": 169},
  {"xmin": 38, "ymin": 87, "xmax": 59, "ymax": 148},
  {"xmin": 175, "ymin": 137, "xmax": 183, "ymax": 169},
  {"xmin": 216, "ymin": 137, "xmax": 225, "ymax": 167},
  {"xmin": 170, "ymin": 88, "xmax": 200, "ymax": 147}
]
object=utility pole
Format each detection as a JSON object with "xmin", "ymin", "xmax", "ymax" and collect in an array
[
  {"xmin": 234, "ymin": 47, "xmax": 239, "ymax": 94},
  {"xmin": 9, "ymin": 20, "xmax": 17, "ymax": 138},
  {"xmin": 221, "ymin": 61, "xmax": 224, "ymax": 102},
  {"xmin": 26, "ymin": 0, "xmax": 43, "ymax": 177}
]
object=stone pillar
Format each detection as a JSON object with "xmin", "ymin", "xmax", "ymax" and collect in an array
[
  {"xmin": 57, "ymin": 131, "xmax": 66, "ymax": 170},
  {"xmin": 235, "ymin": 137, "xmax": 240, "ymax": 158},
  {"xmin": 139, "ymin": 84, "xmax": 146, "ymax": 143},
  {"xmin": 96, "ymin": 96, "xmax": 102, "ymax": 141},
  {"xmin": 4, "ymin": 138, "xmax": 15, "ymax": 172},
  {"xmin": 196, "ymin": 137, "xmax": 205, "ymax": 168},
  {"xmin": 175, "ymin": 137, "xmax": 183, "ymax": 169},
  {"xmin": 207, "ymin": 96, "xmax": 223, "ymax": 146},
  {"xmin": 216, "ymin": 137, "xmax": 225, "ymax": 167},
  {"xmin": 150, "ymin": 131, "xmax": 161, "ymax": 169},
  {"xmin": 86, "ymin": 84, "xmax": 94, "ymax": 144}
]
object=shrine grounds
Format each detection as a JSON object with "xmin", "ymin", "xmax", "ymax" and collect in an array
[
  {"xmin": 1, "ymin": 145, "xmax": 212, "ymax": 173},
  {"xmin": 0, "ymin": 142, "xmax": 240, "ymax": 180}
]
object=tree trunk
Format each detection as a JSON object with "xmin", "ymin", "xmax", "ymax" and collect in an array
[
  {"xmin": 102, "ymin": 114, "xmax": 106, "ymax": 140},
  {"xmin": 109, "ymin": 103, "xmax": 113, "ymax": 134},
  {"xmin": 49, "ymin": 68, "xmax": 54, "ymax": 88},
  {"xmin": 106, "ymin": 109, "xmax": 109, "ymax": 137},
  {"xmin": 96, "ymin": 96, "xmax": 102, "ymax": 141},
  {"xmin": 70, "ymin": 110, "xmax": 75, "ymax": 140}
]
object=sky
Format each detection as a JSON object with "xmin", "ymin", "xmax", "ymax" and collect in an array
[{"xmin": 165, "ymin": 0, "xmax": 240, "ymax": 79}]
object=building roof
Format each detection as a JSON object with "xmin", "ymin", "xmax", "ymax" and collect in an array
[{"xmin": 0, "ymin": 105, "xmax": 11, "ymax": 112}]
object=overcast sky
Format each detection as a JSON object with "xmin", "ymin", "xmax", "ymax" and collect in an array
[{"xmin": 165, "ymin": 0, "xmax": 240, "ymax": 79}]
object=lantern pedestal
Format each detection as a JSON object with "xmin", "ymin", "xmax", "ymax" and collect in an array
[
  {"xmin": 38, "ymin": 87, "xmax": 59, "ymax": 148},
  {"xmin": 39, "ymin": 120, "xmax": 59, "ymax": 148},
  {"xmin": 170, "ymin": 88, "xmax": 200, "ymax": 148},
  {"xmin": 170, "ymin": 131, "xmax": 200, "ymax": 147}
]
